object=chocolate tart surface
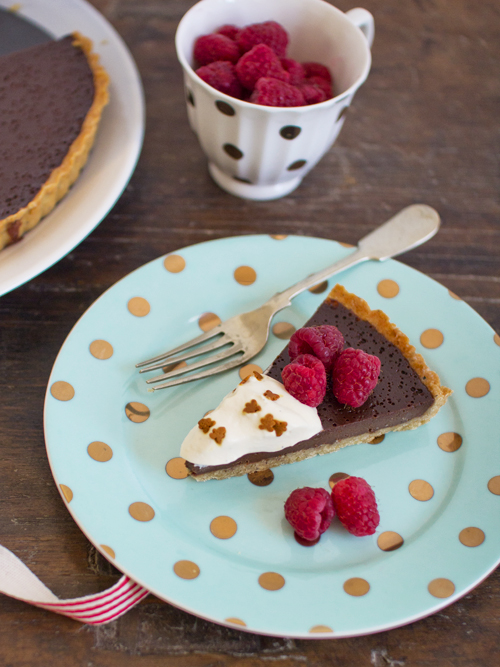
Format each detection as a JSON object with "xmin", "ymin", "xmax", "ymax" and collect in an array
[
  {"xmin": 187, "ymin": 284, "xmax": 451, "ymax": 481},
  {"xmin": 0, "ymin": 33, "xmax": 109, "ymax": 250}
]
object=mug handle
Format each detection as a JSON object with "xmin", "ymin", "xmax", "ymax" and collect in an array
[{"xmin": 345, "ymin": 8, "xmax": 375, "ymax": 48}]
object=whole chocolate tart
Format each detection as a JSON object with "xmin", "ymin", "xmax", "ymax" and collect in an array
[
  {"xmin": 0, "ymin": 33, "xmax": 109, "ymax": 250},
  {"xmin": 186, "ymin": 284, "xmax": 451, "ymax": 481}
]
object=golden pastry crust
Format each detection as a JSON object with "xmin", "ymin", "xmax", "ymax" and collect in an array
[
  {"xmin": 190, "ymin": 284, "xmax": 452, "ymax": 481},
  {"xmin": 0, "ymin": 32, "xmax": 109, "ymax": 250}
]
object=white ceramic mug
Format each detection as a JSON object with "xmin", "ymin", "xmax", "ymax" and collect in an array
[{"xmin": 175, "ymin": 0, "xmax": 374, "ymax": 200}]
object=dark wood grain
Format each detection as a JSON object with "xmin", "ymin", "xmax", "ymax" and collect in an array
[{"xmin": 0, "ymin": 0, "xmax": 498, "ymax": 665}]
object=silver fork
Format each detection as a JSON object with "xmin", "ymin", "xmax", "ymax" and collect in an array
[{"xmin": 137, "ymin": 204, "xmax": 440, "ymax": 390}]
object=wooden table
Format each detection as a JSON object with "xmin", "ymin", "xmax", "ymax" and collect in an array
[{"xmin": 1, "ymin": 1, "xmax": 498, "ymax": 664}]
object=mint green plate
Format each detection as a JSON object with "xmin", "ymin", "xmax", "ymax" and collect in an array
[{"xmin": 44, "ymin": 235, "xmax": 500, "ymax": 637}]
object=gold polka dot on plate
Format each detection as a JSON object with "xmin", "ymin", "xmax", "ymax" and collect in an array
[
  {"xmin": 127, "ymin": 296, "xmax": 150, "ymax": 317},
  {"xmin": 466, "ymin": 377, "xmax": 490, "ymax": 398},
  {"xmin": 488, "ymin": 476, "xmax": 500, "ymax": 495},
  {"xmin": 270, "ymin": 234, "xmax": 287, "ymax": 240},
  {"xmin": 329, "ymin": 472, "xmax": 349, "ymax": 489},
  {"xmin": 100, "ymin": 545, "xmax": 116, "ymax": 559},
  {"xmin": 129, "ymin": 502, "xmax": 155, "ymax": 522},
  {"xmin": 248, "ymin": 469, "xmax": 274, "ymax": 486},
  {"xmin": 239, "ymin": 364, "xmax": 263, "ymax": 380},
  {"xmin": 377, "ymin": 531, "xmax": 404, "ymax": 552},
  {"xmin": 437, "ymin": 432, "xmax": 462, "ymax": 452},
  {"xmin": 448, "ymin": 290, "xmax": 461, "ymax": 300},
  {"xmin": 369, "ymin": 434, "xmax": 385, "ymax": 444},
  {"xmin": 428, "ymin": 578, "xmax": 455, "ymax": 598},
  {"xmin": 198, "ymin": 312, "xmax": 221, "ymax": 332},
  {"xmin": 162, "ymin": 360, "xmax": 187, "ymax": 374},
  {"xmin": 210, "ymin": 516, "xmax": 237, "ymax": 539},
  {"xmin": 343, "ymin": 578, "xmax": 370, "ymax": 597},
  {"xmin": 50, "ymin": 381, "xmax": 75, "ymax": 401},
  {"xmin": 166, "ymin": 457, "xmax": 189, "ymax": 479},
  {"xmin": 309, "ymin": 281, "xmax": 328, "ymax": 294},
  {"xmin": 89, "ymin": 339, "xmax": 113, "ymax": 360},
  {"xmin": 225, "ymin": 617, "xmax": 246, "ymax": 627},
  {"xmin": 272, "ymin": 322, "xmax": 296, "ymax": 339},
  {"xmin": 338, "ymin": 241, "xmax": 355, "ymax": 248},
  {"xmin": 125, "ymin": 402, "xmax": 150, "ymax": 423},
  {"xmin": 494, "ymin": 333, "xmax": 500, "ymax": 346},
  {"xmin": 409, "ymin": 479, "xmax": 434, "ymax": 501},
  {"xmin": 60, "ymin": 484, "xmax": 73, "ymax": 503},
  {"xmin": 87, "ymin": 441, "xmax": 113, "ymax": 462},
  {"xmin": 377, "ymin": 279, "xmax": 399, "ymax": 298},
  {"xmin": 309, "ymin": 625, "xmax": 333, "ymax": 633},
  {"xmin": 164, "ymin": 254, "xmax": 186, "ymax": 273},
  {"xmin": 174, "ymin": 560, "xmax": 200, "ymax": 580},
  {"xmin": 420, "ymin": 329, "xmax": 444, "ymax": 349},
  {"xmin": 234, "ymin": 266, "xmax": 257, "ymax": 286},
  {"xmin": 258, "ymin": 572, "xmax": 285, "ymax": 591},
  {"xmin": 459, "ymin": 527, "xmax": 485, "ymax": 547}
]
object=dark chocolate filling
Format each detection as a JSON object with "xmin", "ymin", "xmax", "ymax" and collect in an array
[
  {"xmin": 186, "ymin": 299, "xmax": 434, "ymax": 475},
  {"xmin": 0, "ymin": 36, "xmax": 95, "ymax": 219}
]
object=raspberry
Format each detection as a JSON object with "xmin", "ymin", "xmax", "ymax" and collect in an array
[
  {"xmin": 237, "ymin": 21, "xmax": 288, "ymax": 57},
  {"xmin": 280, "ymin": 58, "xmax": 305, "ymax": 85},
  {"xmin": 236, "ymin": 44, "xmax": 290, "ymax": 90},
  {"xmin": 331, "ymin": 476, "xmax": 380, "ymax": 536},
  {"xmin": 250, "ymin": 77, "xmax": 305, "ymax": 107},
  {"xmin": 282, "ymin": 353, "xmax": 326, "ymax": 406},
  {"xmin": 216, "ymin": 24, "xmax": 240, "ymax": 41},
  {"xmin": 284, "ymin": 487, "xmax": 335, "ymax": 541},
  {"xmin": 302, "ymin": 62, "xmax": 332, "ymax": 83},
  {"xmin": 306, "ymin": 75, "xmax": 333, "ymax": 99},
  {"xmin": 298, "ymin": 82, "xmax": 328, "ymax": 105},
  {"xmin": 332, "ymin": 348, "xmax": 381, "ymax": 408},
  {"xmin": 288, "ymin": 325, "xmax": 344, "ymax": 372},
  {"xmin": 193, "ymin": 33, "xmax": 240, "ymax": 66},
  {"xmin": 195, "ymin": 61, "xmax": 243, "ymax": 99}
]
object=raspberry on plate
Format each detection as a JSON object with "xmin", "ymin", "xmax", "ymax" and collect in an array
[
  {"xmin": 332, "ymin": 347, "xmax": 381, "ymax": 408},
  {"xmin": 282, "ymin": 353, "xmax": 326, "ymax": 407},
  {"xmin": 237, "ymin": 20, "xmax": 289, "ymax": 57},
  {"xmin": 288, "ymin": 325, "xmax": 344, "ymax": 372},
  {"xmin": 331, "ymin": 476, "xmax": 380, "ymax": 536},
  {"xmin": 195, "ymin": 61, "xmax": 243, "ymax": 99},
  {"xmin": 284, "ymin": 487, "xmax": 335, "ymax": 542},
  {"xmin": 250, "ymin": 77, "xmax": 305, "ymax": 107},
  {"xmin": 193, "ymin": 33, "xmax": 240, "ymax": 66},
  {"xmin": 236, "ymin": 44, "xmax": 290, "ymax": 90}
]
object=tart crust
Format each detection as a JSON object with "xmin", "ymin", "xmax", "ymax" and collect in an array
[
  {"xmin": 189, "ymin": 284, "xmax": 452, "ymax": 481},
  {"xmin": 0, "ymin": 33, "xmax": 109, "ymax": 250}
]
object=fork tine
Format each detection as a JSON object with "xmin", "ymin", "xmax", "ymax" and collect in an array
[
  {"xmin": 149, "ymin": 354, "xmax": 250, "ymax": 390},
  {"xmin": 138, "ymin": 335, "xmax": 233, "ymax": 374},
  {"xmin": 146, "ymin": 344, "xmax": 244, "ymax": 385},
  {"xmin": 135, "ymin": 325, "xmax": 224, "ymax": 369}
]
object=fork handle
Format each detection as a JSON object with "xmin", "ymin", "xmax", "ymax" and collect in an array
[{"xmin": 265, "ymin": 247, "xmax": 369, "ymax": 312}]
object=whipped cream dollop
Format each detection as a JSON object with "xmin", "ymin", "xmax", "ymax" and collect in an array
[{"xmin": 180, "ymin": 373, "xmax": 322, "ymax": 467}]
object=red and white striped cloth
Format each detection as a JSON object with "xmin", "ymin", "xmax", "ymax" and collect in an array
[{"xmin": 0, "ymin": 544, "xmax": 149, "ymax": 624}]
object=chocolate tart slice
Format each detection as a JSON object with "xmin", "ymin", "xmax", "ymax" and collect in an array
[
  {"xmin": 185, "ymin": 284, "xmax": 451, "ymax": 481},
  {"xmin": 0, "ymin": 33, "xmax": 109, "ymax": 250}
]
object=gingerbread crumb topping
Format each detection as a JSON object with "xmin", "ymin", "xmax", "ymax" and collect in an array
[
  {"xmin": 198, "ymin": 417, "xmax": 215, "ymax": 433},
  {"xmin": 239, "ymin": 375, "xmax": 250, "ymax": 385},
  {"xmin": 243, "ymin": 399, "xmax": 261, "ymax": 413},
  {"xmin": 209, "ymin": 427, "xmax": 226, "ymax": 445},
  {"xmin": 264, "ymin": 390, "xmax": 280, "ymax": 401},
  {"xmin": 253, "ymin": 371, "xmax": 263, "ymax": 380},
  {"xmin": 258, "ymin": 413, "xmax": 288, "ymax": 436}
]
